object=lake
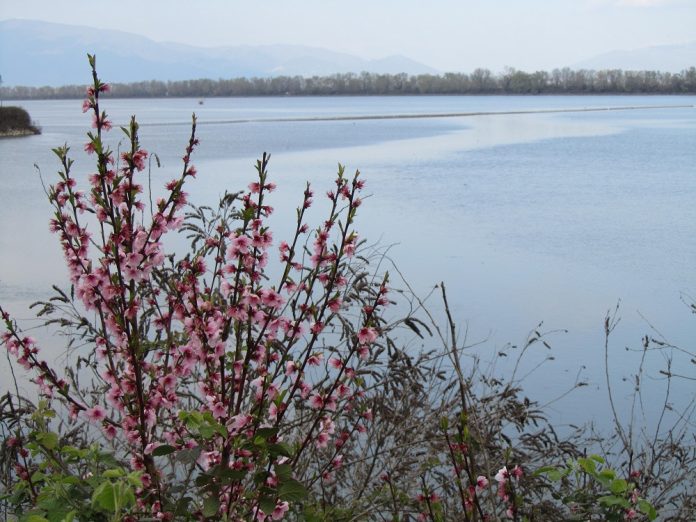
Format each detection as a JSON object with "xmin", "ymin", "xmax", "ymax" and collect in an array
[{"xmin": 1, "ymin": 95, "xmax": 695, "ymax": 432}]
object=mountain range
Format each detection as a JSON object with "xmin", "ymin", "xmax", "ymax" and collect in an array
[
  {"xmin": 572, "ymin": 40, "xmax": 696, "ymax": 73},
  {"xmin": 0, "ymin": 19, "xmax": 437, "ymax": 86},
  {"xmin": 0, "ymin": 19, "xmax": 694, "ymax": 87}
]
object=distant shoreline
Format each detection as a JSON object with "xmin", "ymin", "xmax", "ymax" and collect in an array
[
  {"xmin": 2, "ymin": 67, "xmax": 695, "ymax": 100},
  {"xmin": 2, "ymin": 92, "xmax": 696, "ymax": 102}
]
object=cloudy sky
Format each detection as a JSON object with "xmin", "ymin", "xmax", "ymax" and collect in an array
[{"xmin": 1, "ymin": 0, "xmax": 694, "ymax": 70}]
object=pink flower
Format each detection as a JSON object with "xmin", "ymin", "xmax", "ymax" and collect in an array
[
  {"xmin": 85, "ymin": 405, "xmax": 106, "ymax": 423},
  {"xmin": 260, "ymin": 288, "xmax": 284, "ymax": 308},
  {"xmin": 212, "ymin": 401, "xmax": 226, "ymax": 419},
  {"xmin": 227, "ymin": 234, "xmax": 251, "ymax": 258},
  {"xmin": 357, "ymin": 327, "xmax": 377, "ymax": 345},
  {"xmin": 476, "ymin": 475, "xmax": 489, "ymax": 490},
  {"xmin": 309, "ymin": 393, "xmax": 324, "ymax": 409},
  {"xmin": 315, "ymin": 431, "xmax": 329, "ymax": 448},
  {"xmin": 285, "ymin": 360, "xmax": 297, "ymax": 376},
  {"xmin": 132, "ymin": 149, "xmax": 148, "ymax": 171},
  {"xmin": 307, "ymin": 353, "xmax": 323, "ymax": 366},
  {"xmin": 495, "ymin": 466, "xmax": 509, "ymax": 484}
]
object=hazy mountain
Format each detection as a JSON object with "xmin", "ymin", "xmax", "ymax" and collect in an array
[
  {"xmin": 572, "ymin": 41, "xmax": 696, "ymax": 73},
  {"xmin": 0, "ymin": 19, "xmax": 438, "ymax": 86}
]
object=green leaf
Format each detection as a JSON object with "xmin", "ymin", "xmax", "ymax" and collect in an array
[
  {"xmin": 126, "ymin": 471, "xmax": 143, "ymax": 488},
  {"xmin": 176, "ymin": 446, "xmax": 202, "ymax": 464},
  {"xmin": 102, "ymin": 468, "xmax": 125, "ymax": 479},
  {"xmin": 259, "ymin": 496, "xmax": 276, "ymax": 514},
  {"xmin": 278, "ymin": 478, "xmax": 308, "ymax": 502},
  {"xmin": 268, "ymin": 442, "xmax": 293, "ymax": 458},
  {"xmin": 638, "ymin": 499, "xmax": 657, "ymax": 520},
  {"xmin": 242, "ymin": 207, "xmax": 255, "ymax": 221},
  {"xmin": 609, "ymin": 478, "xmax": 628, "ymax": 495},
  {"xmin": 60, "ymin": 511, "xmax": 77, "ymax": 522},
  {"xmin": 92, "ymin": 481, "xmax": 116, "ymax": 511},
  {"xmin": 598, "ymin": 495, "xmax": 630, "ymax": 508},
  {"xmin": 546, "ymin": 469, "xmax": 565, "ymax": 482},
  {"xmin": 215, "ymin": 468, "xmax": 246, "ymax": 484},
  {"xmin": 255, "ymin": 427, "xmax": 279, "ymax": 440},
  {"xmin": 37, "ymin": 432, "xmax": 59, "ymax": 450},
  {"xmin": 589, "ymin": 454, "xmax": 605, "ymax": 464},
  {"xmin": 195, "ymin": 473, "xmax": 212, "ymax": 488},
  {"xmin": 30, "ymin": 471, "xmax": 46, "ymax": 482},
  {"xmin": 577, "ymin": 457, "xmax": 596, "ymax": 475},
  {"xmin": 202, "ymin": 496, "xmax": 220, "ymax": 517},
  {"xmin": 23, "ymin": 515, "xmax": 50, "ymax": 522},
  {"xmin": 274, "ymin": 463, "xmax": 293, "ymax": 480},
  {"xmin": 121, "ymin": 486, "xmax": 136, "ymax": 509},
  {"xmin": 198, "ymin": 425, "xmax": 217, "ymax": 439},
  {"xmin": 598, "ymin": 469, "xmax": 616, "ymax": 480},
  {"xmin": 152, "ymin": 444, "xmax": 176, "ymax": 457}
]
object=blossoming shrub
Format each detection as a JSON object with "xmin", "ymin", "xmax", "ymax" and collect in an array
[{"xmin": 1, "ymin": 55, "xmax": 390, "ymax": 521}]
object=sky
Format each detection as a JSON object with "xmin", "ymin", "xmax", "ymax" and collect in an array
[{"xmin": 1, "ymin": 0, "xmax": 695, "ymax": 71}]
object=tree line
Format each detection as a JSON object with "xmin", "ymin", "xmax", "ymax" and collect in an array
[{"xmin": 2, "ymin": 67, "xmax": 695, "ymax": 99}]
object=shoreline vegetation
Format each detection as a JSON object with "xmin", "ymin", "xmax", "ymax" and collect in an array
[
  {"xmin": 1, "ymin": 66, "xmax": 695, "ymax": 100},
  {"xmin": 0, "ymin": 106, "xmax": 41, "ymax": 137}
]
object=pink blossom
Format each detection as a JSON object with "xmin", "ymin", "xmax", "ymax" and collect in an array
[
  {"xmin": 495, "ymin": 467, "xmax": 509, "ymax": 484},
  {"xmin": 357, "ymin": 327, "xmax": 378, "ymax": 345},
  {"xmin": 270, "ymin": 502, "xmax": 289, "ymax": 521},
  {"xmin": 315, "ymin": 432, "xmax": 329, "ymax": 448},
  {"xmin": 85, "ymin": 405, "xmax": 106, "ymax": 423},
  {"xmin": 285, "ymin": 360, "xmax": 297, "ymax": 376},
  {"xmin": 309, "ymin": 393, "xmax": 324, "ymax": 409},
  {"xmin": 104, "ymin": 424, "xmax": 117, "ymax": 440},
  {"xmin": 227, "ymin": 234, "xmax": 251, "ymax": 258},
  {"xmin": 212, "ymin": 401, "xmax": 226, "ymax": 419},
  {"xmin": 307, "ymin": 353, "xmax": 322, "ymax": 366},
  {"xmin": 260, "ymin": 288, "xmax": 284, "ymax": 308}
]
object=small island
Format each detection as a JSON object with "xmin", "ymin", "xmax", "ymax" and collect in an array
[{"xmin": 0, "ymin": 106, "xmax": 41, "ymax": 137}]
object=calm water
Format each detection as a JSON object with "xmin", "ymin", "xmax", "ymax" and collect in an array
[{"xmin": 1, "ymin": 95, "xmax": 695, "ymax": 430}]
